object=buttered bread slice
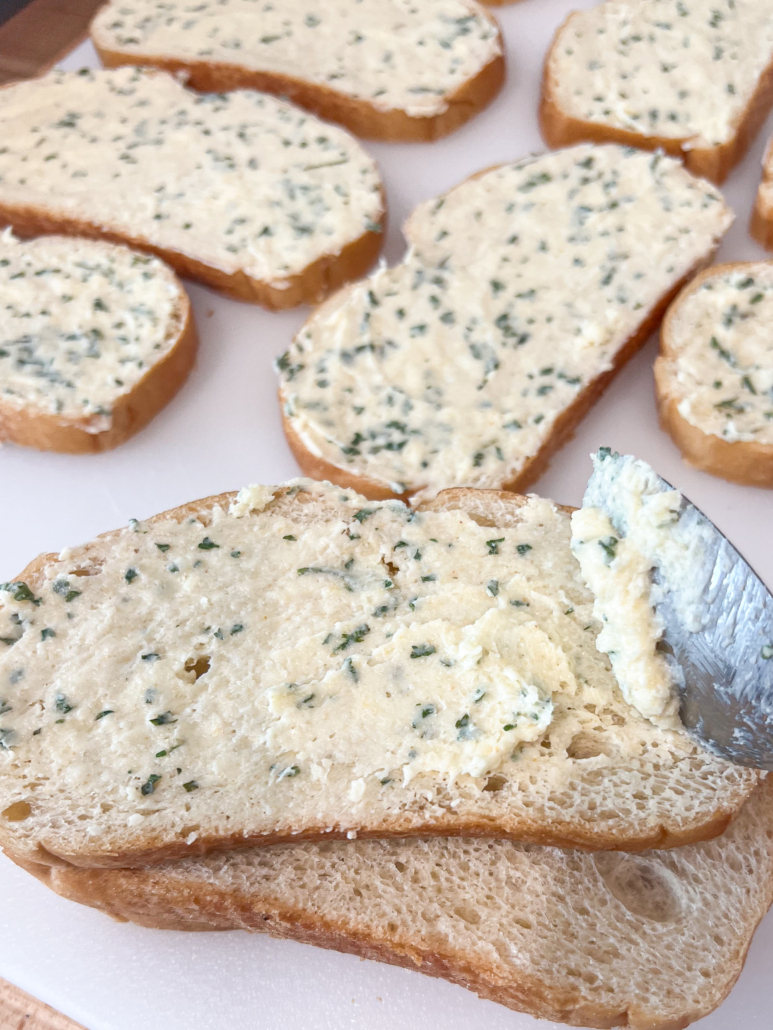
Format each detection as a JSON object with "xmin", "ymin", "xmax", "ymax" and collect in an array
[
  {"xmin": 0, "ymin": 231, "xmax": 196, "ymax": 453},
  {"xmin": 34, "ymin": 776, "xmax": 773, "ymax": 1030},
  {"xmin": 0, "ymin": 479, "xmax": 756, "ymax": 868},
  {"xmin": 90, "ymin": 0, "xmax": 505, "ymax": 142},
  {"xmin": 541, "ymin": 0, "xmax": 773, "ymax": 184},
  {"xmin": 655, "ymin": 262, "xmax": 773, "ymax": 488},
  {"xmin": 0, "ymin": 67, "xmax": 385, "ymax": 309},
  {"xmin": 278, "ymin": 144, "xmax": 731, "ymax": 503}
]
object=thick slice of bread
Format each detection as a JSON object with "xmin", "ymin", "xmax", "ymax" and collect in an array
[
  {"xmin": 29, "ymin": 775, "xmax": 773, "ymax": 1030},
  {"xmin": 278, "ymin": 144, "xmax": 731, "ymax": 504},
  {"xmin": 540, "ymin": 0, "xmax": 773, "ymax": 185},
  {"xmin": 655, "ymin": 262, "xmax": 773, "ymax": 488},
  {"xmin": 0, "ymin": 480, "xmax": 758, "ymax": 869},
  {"xmin": 90, "ymin": 0, "xmax": 505, "ymax": 143},
  {"xmin": 0, "ymin": 231, "xmax": 196, "ymax": 453},
  {"xmin": 0, "ymin": 67, "xmax": 385, "ymax": 309}
]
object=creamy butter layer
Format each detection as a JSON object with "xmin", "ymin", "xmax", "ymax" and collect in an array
[
  {"xmin": 0, "ymin": 232, "xmax": 183, "ymax": 428},
  {"xmin": 279, "ymin": 145, "xmax": 731, "ymax": 501},
  {"xmin": 0, "ymin": 480, "xmax": 630, "ymax": 811},
  {"xmin": 547, "ymin": 0, "xmax": 773, "ymax": 149},
  {"xmin": 663, "ymin": 263, "xmax": 773, "ymax": 444},
  {"xmin": 571, "ymin": 451, "xmax": 713, "ymax": 728},
  {"xmin": 0, "ymin": 67, "xmax": 383, "ymax": 284},
  {"xmin": 92, "ymin": 0, "xmax": 501, "ymax": 119}
]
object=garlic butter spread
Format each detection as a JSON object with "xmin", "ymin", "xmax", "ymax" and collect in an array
[
  {"xmin": 0, "ymin": 232, "xmax": 183, "ymax": 428},
  {"xmin": 92, "ymin": 0, "xmax": 501, "ymax": 119},
  {"xmin": 0, "ymin": 68, "xmax": 383, "ymax": 284},
  {"xmin": 663, "ymin": 264, "xmax": 773, "ymax": 444},
  {"xmin": 548, "ymin": 0, "xmax": 773, "ymax": 150},
  {"xmin": 0, "ymin": 480, "xmax": 638, "ymax": 806},
  {"xmin": 279, "ymin": 145, "xmax": 731, "ymax": 502},
  {"xmin": 571, "ymin": 451, "xmax": 712, "ymax": 727}
]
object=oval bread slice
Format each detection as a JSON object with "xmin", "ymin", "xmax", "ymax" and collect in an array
[
  {"xmin": 0, "ymin": 67, "xmax": 385, "ymax": 309},
  {"xmin": 278, "ymin": 144, "xmax": 732, "ymax": 504},
  {"xmin": 0, "ymin": 231, "xmax": 196, "ymax": 453},
  {"xmin": 0, "ymin": 480, "xmax": 758, "ymax": 869},
  {"xmin": 28, "ymin": 775, "xmax": 773, "ymax": 1030},
  {"xmin": 655, "ymin": 262, "xmax": 773, "ymax": 488},
  {"xmin": 540, "ymin": 0, "xmax": 773, "ymax": 184},
  {"xmin": 90, "ymin": 0, "xmax": 506, "ymax": 143}
]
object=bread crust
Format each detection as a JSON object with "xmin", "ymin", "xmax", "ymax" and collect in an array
[
  {"xmin": 280, "ymin": 234, "xmax": 721, "ymax": 502},
  {"xmin": 654, "ymin": 263, "xmax": 773, "ymax": 488},
  {"xmin": 28, "ymin": 776, "xmax": 773, "ymax": 1030},
  {"xmin": 751, "ymin": 140, "xmax": 773, "ymax": 249},
  {"xmin": 0, "ymin": 196, "xmax": 386, "ymax": 310},
  {"xmin": 539, "ymin": 11, "xmax": 773, "ymax": 185},
  {"xmin": 93, "ymin": 23, "xmax": 506, "ymax": 143},
  {"xmin": 1, "ymin": 486, "xmax": 758, "ymax": 869},
  {"xmin": 0, "ymin": 268, "xmax": 197, "ymax": 454}
]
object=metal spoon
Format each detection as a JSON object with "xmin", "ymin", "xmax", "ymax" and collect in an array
[{"xmin": 590, "ymin": 455, "xmax": 773, "ymax": 769}]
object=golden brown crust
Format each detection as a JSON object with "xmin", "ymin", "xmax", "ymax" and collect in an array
[
  {"xmin": 0, "ymin": 197, "xmax": 386, "ymax": 310},
  {"xmin": 2, "ymin": 487, "xmax": 757, "ymax": 869},
  {"xmin": 539, "ymin": 12, "xmax": 773, "ymax": 185},
  {"xmin": 30, "ymin": 843, "xmax": 763, "ymax": 1030},
  {"xmin": 280, "ymin": 235, "xmax": 721, "ymax": 501},
  {"xmin": 0, "ymin": 284, "xmax": 198, "ymax": 454},
  {"xmin": 751, "ymin": 145, "xmax": 773, "ymax": 249},
  {"xmin": 93, "ymin": 38, "xmax": 506, "ymax": 143},
  {"xmin": 654, "ymin": 263, "xmax": 773, "ymax": 488}
]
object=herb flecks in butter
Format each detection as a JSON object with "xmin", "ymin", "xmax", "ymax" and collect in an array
[{"xmin": 279, "ymin": 146, "xmax": 730, "ymax": 501}]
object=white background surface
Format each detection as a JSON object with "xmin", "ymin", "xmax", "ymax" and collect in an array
[{"xmin": 1, "ymin": 1, "xmax": 772, "ymax": 1027}]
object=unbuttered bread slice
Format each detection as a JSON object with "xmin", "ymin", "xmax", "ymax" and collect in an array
[
  {"xmin": 278, "ymin": 144, "xmax": 731, "ymax": 503},
  {"xmin": 0, "ymin": 480, "xmax": 757, "ymax": 868},
  {"xmin": 0, "ymin": 231, "xmax": 196, "ymax": 453},
  {"xmin": 541, "ymin": 0, "xmax": 773, "ymax": 184},
  {"xmin": 0, "ymin": 67, "xmax": 385, "ymax": 309},
  {"xmin": 33, "ymin": 776, "xmax": 773, "ymax": 1030},
  {"xmin": 91, "ymin": 0, "xmax": 505, "ymax": 142}
]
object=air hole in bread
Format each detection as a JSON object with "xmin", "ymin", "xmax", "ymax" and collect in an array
[
  {"xmin": 184, "ymin": 655, "xmax": 211, "ymax": 680},
  {"xmin": 483, "ymin": 774, "xmax": 507, "ymax": 792},
  {"xmin": 2, "ymin": 800, "xmax": 31, "ymax": 821},
  {"xmin": 69, "ymin": 566, "xmax": 102, "ymax": 578},
  {"xmin": 453, "ymin": 904, "xmax": 481, "ymax": 926},
  {"xmin": 593, "ymin": 854, "xmax": 683, "ymax": 922},
  {"xmin": 567, "ymin": 732, "xmax": 611, "ymax": 760},
  {"xmin": 394, "ymin": 860, "xmax": 406, "ymax": 872}
]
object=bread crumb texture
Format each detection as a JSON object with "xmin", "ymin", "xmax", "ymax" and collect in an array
[
  {"xmin": 92, "ymin": 0, "xmax": 502, "ymax": 119},
  {"xmin": 659, "ymin": 263, "xmax": 773, "ymax": 444},
  {"xmin": 49, "ymin": 776, "xmax": 773, "ymax": 1030},
  {"xmin": 547, "ymin": 0, "xmax": 773, "ymax": 150},
  {"xmin": 0, "ymin": 481, "xmax": 756, "ymax": 864},
  {"xmin": 279, "ymin": 144, "xmax": 730, "ymax": 501},
  {"xmin": 0, "ymin": 231, "xmax": 184, "ymax": 431},
  {"xmin": 0, "ymin": 67, "xmax": 383, "ymax": 286}
]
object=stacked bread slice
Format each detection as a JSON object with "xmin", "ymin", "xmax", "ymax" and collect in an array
[
  {"xmin": 90, "ymin": 0, "xmax": 506, "ymax": 141},
  {"xmin": 0, "ymin": 479, "xmax": 768, "ymax": 1029}
]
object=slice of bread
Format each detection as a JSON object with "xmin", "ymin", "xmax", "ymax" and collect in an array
[
  {"xmin": 751, "ymin": 134, "xmax": 773, "ymax": 249},
  {"xmin": 0, "ymin": 231, "xmax": 196, "ymax": 453},
  {"xmin": 90, "ymin": 0, "xmax": 505, "ymax": 143},
  {"xmin": 540, "ymin": 0, "xmax": 773, "ymax": 185},
  {"xmin": 655, "ymin": 262, "xmax": 773, "ymax": 488},
  {"xmin": 278, "ymin": 144, "xmax": 731, "ymax": 504},
  {"xmin": 0, "ymin": 67, "xmax": 385, "ymax": 309},
  {"xmin": 29, "ymin": 775, "xmax": 773, "ymax": 1030},
  {"xmin": 0, "ymin": 480, "xmax": 758, "ymax": 869}
]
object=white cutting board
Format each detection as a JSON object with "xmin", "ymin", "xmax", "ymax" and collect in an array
[{"xmin": 1, "ymin": 2, "xmax": 773, "ymax": 1027}]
